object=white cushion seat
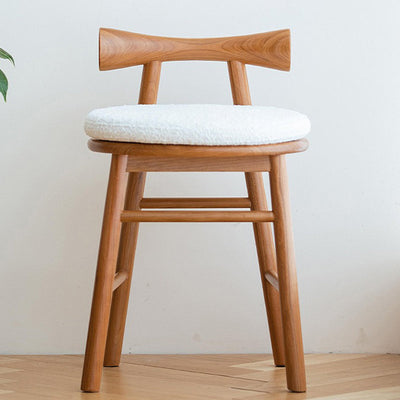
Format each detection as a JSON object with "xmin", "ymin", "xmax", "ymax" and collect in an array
[{"xmin": 85, "ymin": 104, "xmax": 310, "ymax": 146}]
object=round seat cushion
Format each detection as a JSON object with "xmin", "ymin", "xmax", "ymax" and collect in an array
[{"xmin": 85, "ymin": 104, "xmax": 310, "ymax": 146}]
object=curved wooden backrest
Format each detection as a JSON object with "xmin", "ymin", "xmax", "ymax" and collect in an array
[{"xmin": 99, "ymin": 28, "xmax": 290, "ymax": 71}]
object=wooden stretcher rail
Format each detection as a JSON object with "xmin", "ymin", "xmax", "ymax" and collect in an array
[
  {"xmin": 120, "ymin": 210, "xmax": 274, "ymax": 223},
  {"xmin": 140, "ymin": 197, "xmax": 252, "ymax": 209}
]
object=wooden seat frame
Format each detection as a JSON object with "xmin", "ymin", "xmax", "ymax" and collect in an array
[{"xmin": 81, "ymin": 27, "xmax": 307, "ymax": 393}]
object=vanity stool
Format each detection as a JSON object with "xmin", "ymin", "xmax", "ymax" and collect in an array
[{"xmin": 81, "ymin": 27, "xmax": 310, "ymax": 393}]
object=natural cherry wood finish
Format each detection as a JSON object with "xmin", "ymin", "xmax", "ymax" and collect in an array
[
  {"xmin": 246, "ymin": 171, "xmax": 286, "ymax": 366},
  {"xmin": 99, "ymin": 28, "xmax": 290, "ymax": 71},
  {"xmin": 138, "ymin": 61, "xmax": 161, "ymax": 104},
  {"xmin": 82, "ymin": 61, "xmax": 161, "ymax": 391},
  {"xmin": 126, "ymin": 155, "xmax": 272, "ymax": 172},
  {"xmin": 82, "ymin": 27, "xmax": 308, "ymax": 393},
  {"xmin": 140, "ymin": 197, "xmax": 251, "ymax": 209},
  {"xmin": 81, "ymin": 154, "xmax": 128, "ymax": 392},
  {"xmin": 104, "ymin": 61, "xmax": 161, "ymax": 368},
  {"xmin": 104, "ymin": 172, "xmax": 146, "ymax": 367},
  {"xmin": 120, "ymin": 210, "xmax": 274, "ymax": 223},
  {"xmin": 270, "ymin": 155, "xmax": 306, "ymax": 392},
  {"xmin": 88, "ymin": 138, "xmax": 308, "ymax": 157},
  {"xmin": 228, "ymin": 59, "xmax": 286, "ymax": 368},
  {"xmin": 228, "ymin": 60, "xmax": 252, "ymax": 105}
]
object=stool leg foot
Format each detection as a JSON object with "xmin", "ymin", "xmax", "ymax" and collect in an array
[
  {"xmin": 81, "ymin": 155, "xmax": 128, "ymax": 393},
  {"xmin": 270, "ymin": 156, "xmax": 306, "ymax": 393},
  {"xmin": 104, "ymin": 172, "xmax": 146, "ymax": 367},
  {"xmin": 245, "ymin": 172, "xmax": 286, "ymax": 367}
]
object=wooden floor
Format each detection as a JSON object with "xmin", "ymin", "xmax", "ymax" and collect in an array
[{"xmin": 0, "ymin": 354, "xmax": 399, "ymax": 399}]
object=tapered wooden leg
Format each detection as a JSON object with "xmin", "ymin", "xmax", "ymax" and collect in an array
[
  {"xmin": 81, "ymin": 154, "xmax": 128, "ymax": 393},
  {"xmin": 269, "ymin": 155, "xmax": 306, "ymax": 393},
  {"xmin": 104, "ymin": 172, "xmax": 146, "ymax": 367},
  {"xmin": 245, "ymin": 172, "xmax": 286, "ymax": 367}
]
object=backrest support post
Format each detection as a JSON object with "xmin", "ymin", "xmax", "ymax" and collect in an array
[
  {"xmin": 138, "ymin": 61, "xmax": 161, "ymax": 104},
  {"xmin": 228, "ymin": 61, "xmax": 251, "ymax": 106}
]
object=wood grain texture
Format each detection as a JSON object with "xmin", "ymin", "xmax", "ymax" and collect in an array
[
  {"xmin": 99, "ymin": 28, "xmax": 290, "ymax": 71},
  {"xmin": 228, "ymin": 59, "xmax": 286, "ymax": 368},
  {"xmin": 246, "ymin": 171, "xmax": 286, "ymax": 367},
  {"xmin": 228, "ymin": 60, "xmax": 252, "ymax": 105},
  {"xmin": 103, "ymin": 61, "xmax": 159, "ymax": 368},
  {"xmin": 1, "ymin": 354, "xmax": 399, "ymax": 399},
  {"xmin": 120, "ymin": 210, "xmax": 274, "ymax": 223},
  {"xmin": 140, "ymin": 197, "xmax": 251, "ymax": 209},
  {"xmin": 270, "ymin": 154, "xmax": 306, "ymax": 392},
  {"xmin": 81, "ymin": 154, "xmax": 128, "ymax": 392},
  {"xmin": 138, "ymin": 61, "xmax": 161, "ymax": 104},
  {"xmin": 126, "ymin": 155, "xmax": 271, "ymax": 172},
  {"xmin": 104, "ymin": 172, "xmax": 146, "ymax": 367},
  {"xmin": 84, "ymin": 28, "xmax": 308, "ymax": 394},
  {"xmin": 88, "ymin": 138, "xmax": 309, "ymax": 157}
]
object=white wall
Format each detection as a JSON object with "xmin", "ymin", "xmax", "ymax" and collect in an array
[{"xmin": 1, "ymin": 0, "xmax": 400, "ymax": 355}]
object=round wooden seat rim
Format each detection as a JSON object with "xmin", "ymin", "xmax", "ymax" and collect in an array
[{"xmin": 88, "ymin": 138, "xmax": 309, "ymax": 157}]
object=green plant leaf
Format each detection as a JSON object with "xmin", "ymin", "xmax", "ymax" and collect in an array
[
  {"xmin": 0, "ymin": 69, "xmax": 8, "ymax": 101},
  {"xmin": 0, "ymin": 48, "xmax": 14, "ymax": 65}
]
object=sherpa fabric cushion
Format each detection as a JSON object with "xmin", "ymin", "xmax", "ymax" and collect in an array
[{"xmin": 85, "ymin": 104, "xmax": 310, "ymax": 146}]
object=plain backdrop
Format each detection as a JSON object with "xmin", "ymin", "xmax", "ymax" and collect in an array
[{"xmin": 1, "ymin": 0, "xmax": 400, "ymax": 355}]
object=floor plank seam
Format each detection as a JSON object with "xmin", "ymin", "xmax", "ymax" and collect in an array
[
  {"xmin": 121, "ymin": 361, "xmax": 270, "ymax": 383},
  {"xmin": 230, "ymin": 386, "xmax": 272, "ymax": 394},
  {"xmin": 4, "ymin": 355, "xmax": 400, "ymax": 398}
]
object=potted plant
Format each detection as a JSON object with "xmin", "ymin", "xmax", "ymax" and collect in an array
[{"xmin": 0, "ymin": 48, "xmax": 14, "ymax": 101}]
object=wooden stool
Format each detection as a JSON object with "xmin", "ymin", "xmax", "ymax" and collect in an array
[{"xmin": 81, "ymin": 28, "xmax": 309, "ymax": 393}]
